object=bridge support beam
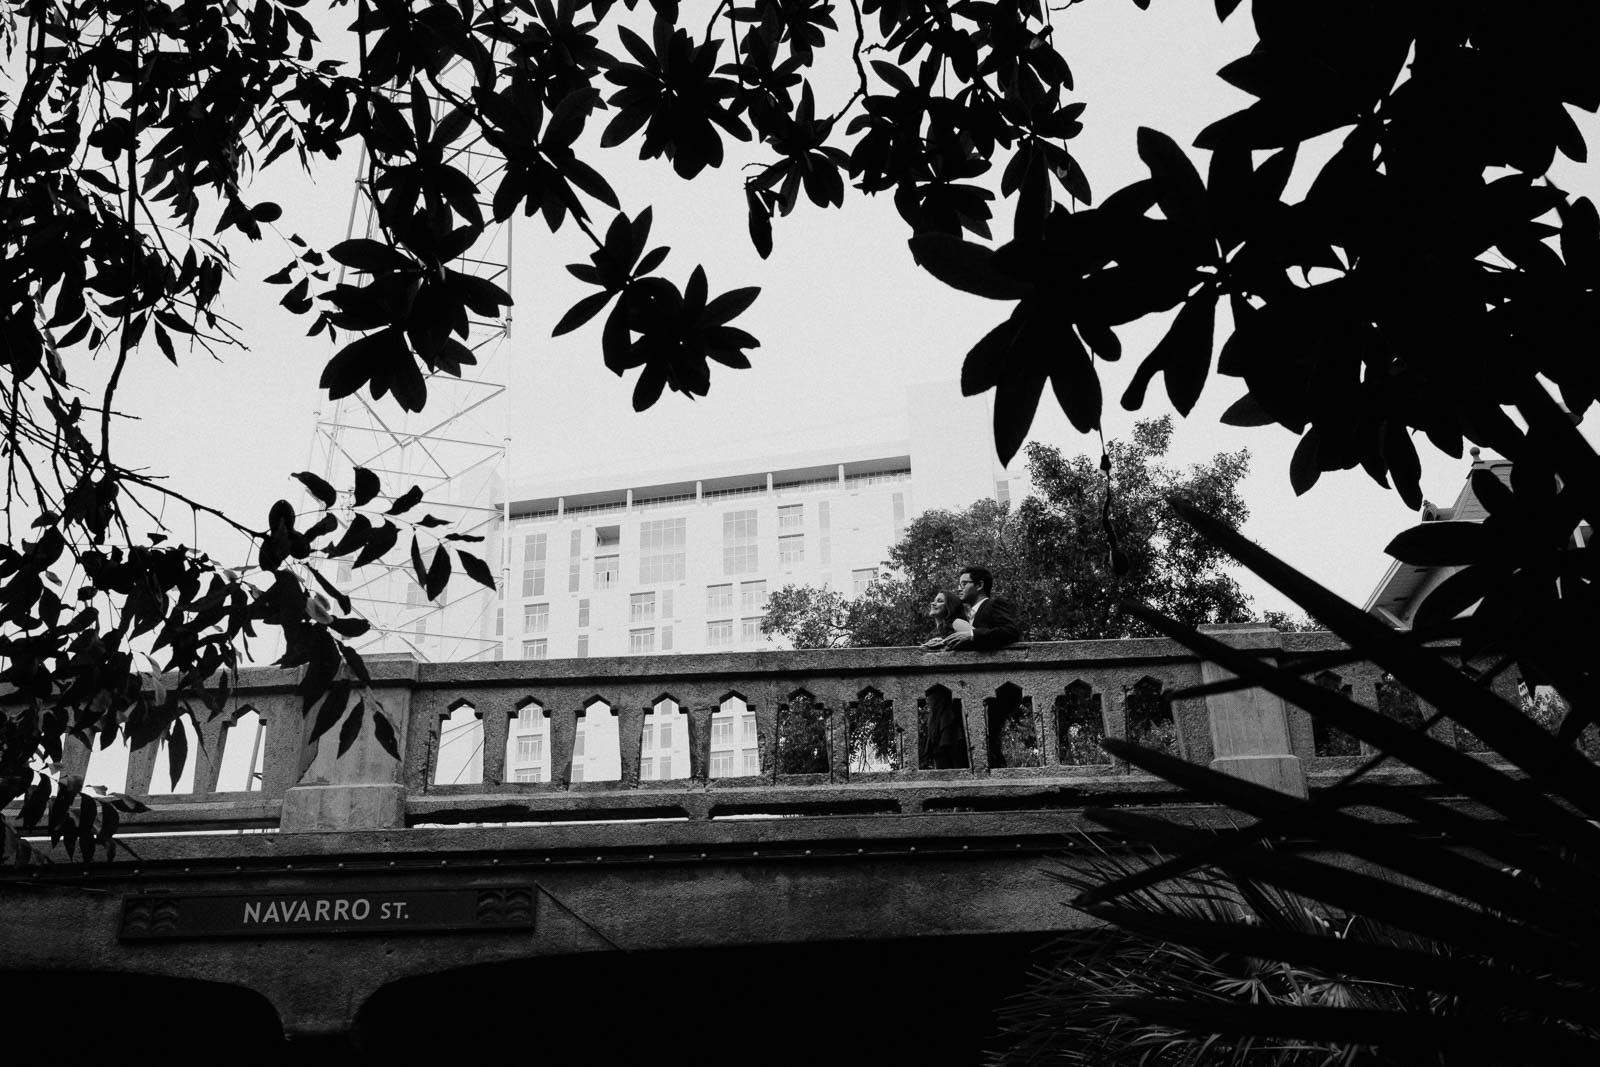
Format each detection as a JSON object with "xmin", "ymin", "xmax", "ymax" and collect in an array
[{"xmin": 1199, "ymin": 624, "xmax": 1307, "ymax": 798}]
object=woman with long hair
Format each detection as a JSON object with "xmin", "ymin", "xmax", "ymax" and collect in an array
[{"xmin": 919, "ymin": 589, "xmax": 971, "ymax": 768}]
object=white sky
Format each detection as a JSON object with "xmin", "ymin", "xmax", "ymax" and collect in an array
[{"xmin": 97, "ymin": 1, "xmax": 1599, "ymax": 634}]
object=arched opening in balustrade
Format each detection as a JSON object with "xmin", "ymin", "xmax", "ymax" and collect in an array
[
  {"xmin": 986, "ymin": 681, "xmax": 1039, "ymax": 768},
  {"xmin": 711, "ymin": 693, "xmax": 760, "ymax": 778},
  {"xmin": 777, "ymin": 689, "xmax": 828, "ymax": 774},
  {"xmin": 215, "ymin": 706, "xmax": 267, "ymax": 792},
  {"xmin": 1055, "ymin": 681, "xmax": 1107, "ymax": 765},
  {"xmin": 148, "ymin": 713, "xmax": 201, "ymax": 794},
  {"xmin": 574, "ymin": 698, "xmax": 620, "ymax": 783},
  {"xmin": 918, "ymin": 684, "xmax": 967, "ymax": 769},
  {"xmin": 848, "ymin": 687, "xmax": 899, "ymax": 771},
  {"xmin": 506, "ymin": 700, "xmax": 549, "ymax": 783},
  {"xmin": 1311, "ymin": 671, "xmax": 1361, "ymax": 756},
  {"xmin": 1123, "ymin": 676, "xmax": 1177, "ymax": 757},
  {"xmin": 434, "ymin": 700, "xmax": 484, "ymax": 786},
  {"xmin": 642, "ymin": 696, "xmax": 687, "ymax": 781},
  {"xmin": 83, "ymin": 723, "xmax": 132, "ymax": 794}
]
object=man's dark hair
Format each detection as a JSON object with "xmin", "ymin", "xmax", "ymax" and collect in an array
[{"xmin": 961, "ymin": 566, "xmax": 995, "ymax": 595}]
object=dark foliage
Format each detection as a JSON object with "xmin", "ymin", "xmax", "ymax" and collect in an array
[{"xmin": 987, "ymin": 505, "xmax": 1600, "ymax": 1063}]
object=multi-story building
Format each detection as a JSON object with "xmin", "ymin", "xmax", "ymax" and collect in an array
[{"xmin": 488, "ymin": 387, "xmax": 1014, "ymax": 663}]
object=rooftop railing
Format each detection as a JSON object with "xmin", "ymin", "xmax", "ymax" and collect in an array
[{"xmin": 30, "ymin": 628, "xmax": 1517, "ymax": 836}]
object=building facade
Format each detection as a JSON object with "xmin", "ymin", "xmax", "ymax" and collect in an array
[{"xmin": 487, "ymin": 384, "xmax": 1017, "ymax": 665}]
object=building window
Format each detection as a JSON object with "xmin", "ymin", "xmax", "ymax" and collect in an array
[
  {"xmin": 571, "ymin": 763, "xmax": 584, "ymax": 783},
  {"xmin": 516, "ymin": 736, "xmax": 543, "ymax": 763},
  {"xmin": 742, "ymin": 750, "xmax": 759, "ymax": 774},
  {"xmin": 779, "ymin": 534, "xmax": 804, "ymax": 568},
  {"xmin": 661, "ymin": 625, "xmax": 674, "ymax": 651},
  {"xmin": 818, "ymin": 500, "xmax": 831, "ymax": 564},
  {"xmin": 995, "ymin": 479, "xmax": 1011, "ymax": 507},
  {"xmin": 642, "ymin": 723, "xmax": 655, "ymax": 750},
  {"xmin": 630, "ymin": 628, "xmax": 655, "ymax": 654},
  {"xmin": 641, "ymin": 756, "xmax": 654, "ymax": 780},
  {"xmin": 336, "ymin": 559, "xmax": 353, "ymax": 583},
  {"xmin": 523, "ymin": 602, "xmax": 549, "ymax": 634},
  {"xmin": 713, "ymin": 719, "xmax": 734, "ymax": 746},
  {"xmin": 707, "ymin": 583, "xmax": 733, "ymax": 615},
  {"xmin": 819, "ymin": 501, "xmax": 830, "ymax": 529},
  {"xmin": 723, "ymin": 509, "xmax": 759, "ymax": 574},
  {"xmin": 892, "ymin": 491, "xmax": 906, "ymax": 536},
  {"xmin": 576, "ymin": 635, "xmax": 589, "ymax": 657},
  {"xmin": 852, "ymin": 568, "xmax": 877, "ymax": 595},
  {"xmin": 778, "ymin": 504, "xmax": 803, "ymax": 531},
  {"xmin": 412, "ymin": 616, "xmax": 428, "ymax": 642},
  {"xmin": 595, "ymin": 554, "xmax": 620, "ymax": 590},
  {"xmin": 495, "ymin": 607, "xmax": 504, "ymax": 635},
  {"xmin": 658, "ymin": 719, "xmax": 673, "ymax": 747},
  {"xmin": 711, "ymin": 752, "xmax": 734, "ymax": 776},
  {"xmin": 568, "ymin": 529, "xmax": 581, "ymax": 592},
  {"xmin": 661, "ymin": 589, "xmax": 674, "ymax": 617},
  {"xmin": 407, "ymin": 581, "xmax": 426, "ymax": 607},
  {"xmin": 707, "ymin": 619, "xmax": 733, "ymax": 647},
  {"xmin": 740, "ymin": 580, "xmax": 767, "ymax": 614},
  {"xmin": 522, "ymin": 533, "xmax": 547, "ymax": 598},
  {"xmin": 578, "ymin": 598, "xmax": 590, "ymax": 627},
  {"xmin": 521, "ymin": 638, "xmax": 547, "ymax": 659},
  {"xmin": 639, "ymin": 517, "xmax": 687, "ymax": 584},
  {"xmin": 658, "ymin": 756, "xmax": 673, "ymax": 779},
  {"xmin": 575, "ymin": 728, "xmax": 586, "ymax": 757},
  {"xmin": 596, "ymin": 524, "xmax": 620, "ymax": 548},
  {"xmin": 743, "ymin": 714, "xmax": 757, "ymax": 742},
  {"xmin": 630, "ymin": 591, "xmax": 656, "ymax": 623},
  {"xmin": 512, "ymin": 768, "xmax": 542, "ymax": 783},
  {"xmin": 741, "ymin": 618, "xmax": 762, "ymax": 645}
]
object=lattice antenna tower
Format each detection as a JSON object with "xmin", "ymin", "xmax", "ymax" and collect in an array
[{"xmin": 307, "ymin": 61, "xmax": 511, "ymax": 664}]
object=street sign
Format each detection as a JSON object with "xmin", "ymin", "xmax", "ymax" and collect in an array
[{"xmin": 119, "ymin": 885, "xmax": 535, "ymax": 940}]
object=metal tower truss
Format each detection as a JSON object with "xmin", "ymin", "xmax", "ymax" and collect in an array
[{"xmin": 309, "ymin": 71, "xmax": 511, "ymax": 664}]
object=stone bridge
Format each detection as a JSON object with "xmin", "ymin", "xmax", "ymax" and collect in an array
[{"xmin": 0, "ymin": 627, "xmax": 1502, "ymax": 1062}]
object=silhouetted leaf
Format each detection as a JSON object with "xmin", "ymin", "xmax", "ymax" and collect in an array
[
  {"xmin": 458, "ymin": 550, "xmax": 496, "ymax": 591},
  {"xmin": 1385, "ymin": 521, "xmax": 1498, "ymax": 567},
  {"xmin": 328, "ymin": 238, "xmax": 412, "ymax": 273},
  {"xmin": 353, "ymin": 467, "xmax": 380, "ymax": 507},
  {"xmin": 328, "ymin": 514, "xmax": 372, "ymax": 558},
  {"xmin": 425, "ymin": 545, "xmax": 451, "ymax": 600},
  {"xmin": 1289, "ymin": 429, "xmax": 1320, "ymax": 495},
  {"xmin": 352, "ymin": 521, "xmax": 399, "ymax": 568},
  {"xmin": 163, "ymin": 716, "xmax": 188, "ymax": 791},
  {"xmin": 336, "ymin": 699, "xmax": 365, "ymax": 758},
  {"xmin": 386, "ymin": 485, "xmax": 423, "ymax": 516},
  {"xmin": 372, "ymin": 708, "xmax": 400, "ymax": 761}
]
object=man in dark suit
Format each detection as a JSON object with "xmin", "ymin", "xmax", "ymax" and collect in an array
[{"xmin": 940, "ymin": 566, "xmax": 1022, "ymax": 766}]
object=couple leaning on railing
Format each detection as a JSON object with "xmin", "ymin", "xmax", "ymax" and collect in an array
[{"xmin": 918, "ymin": 565, "xmax": 1023, "ymax": 771}]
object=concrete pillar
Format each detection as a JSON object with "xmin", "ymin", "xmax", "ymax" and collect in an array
[
  {"xmin": 280, "ymin": 656, "xmax": 417, "ymax": 832},
  {"xmin": 1198, "ymin": 623, "xmax": 1307, "ymax": 798}
]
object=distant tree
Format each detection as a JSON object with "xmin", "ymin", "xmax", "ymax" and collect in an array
[
  {"xmin": 765, "ymin": 417, "xmax": 1254, "ymax": 650},
  {"xmin": 1261, "ymin": 610, "xmax": 1319, "ymax": 633}
]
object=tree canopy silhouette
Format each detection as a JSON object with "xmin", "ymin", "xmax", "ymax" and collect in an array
[{"xmin": 764, "ymin": 418, "xmax": 1254, "ymax": 648}]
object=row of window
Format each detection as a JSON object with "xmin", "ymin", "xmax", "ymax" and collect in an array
[
  {"xmin": 515, "ymin": 500, "xmax": 876, "ymax": 594},
  {"xmin": 705, "ymin": 618, "xmax": 766, "ymax": 647}
]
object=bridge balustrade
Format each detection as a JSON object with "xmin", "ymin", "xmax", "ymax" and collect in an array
[{"xmin": 34, "ymin": 627, "xmax": 1513, "ymax": 834}]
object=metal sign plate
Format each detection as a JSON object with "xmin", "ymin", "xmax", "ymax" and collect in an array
[{"xmin": 119, "ymin": 886, "xmax": 535, "ymax": 940}]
